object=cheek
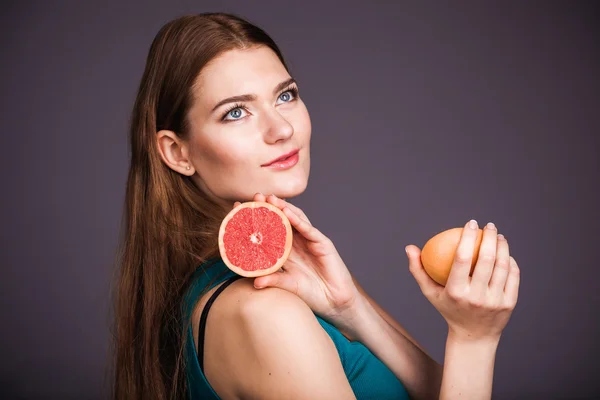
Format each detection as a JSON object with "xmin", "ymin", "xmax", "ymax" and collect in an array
[
  {"xmin": 193, "ymin": 135, "xmax": 255, "ymax": 171},
  {"xmin": 291, "ymin": 103, "xmax": 312, "ymax": 139}
]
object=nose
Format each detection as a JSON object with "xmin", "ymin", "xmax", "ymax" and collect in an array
[{"xmin": 262, "ymin": 108, "xmax": 294, "ymax": 144}]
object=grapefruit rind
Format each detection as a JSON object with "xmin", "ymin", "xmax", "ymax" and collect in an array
[
  {"xmin": 218, "ymin": 201, "xmax": 293, "ymax": 278},
  {"xmin": 421, "ymin": 227, "xmax": 483, "ymax": 286}
]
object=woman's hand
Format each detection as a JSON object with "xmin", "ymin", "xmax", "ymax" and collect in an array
[
  {"xmin": 405, "ymin": 220, "xmax": 521, "ymax": 343},
  {"xmin": 233, "ymin": 193, "xmax": 361, "ymax": 326}
]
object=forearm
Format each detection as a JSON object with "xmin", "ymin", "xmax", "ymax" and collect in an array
[
  {"xmin": 439, "ymin": 333, "xmax": 499, "ymax": 400},
  {"xmin": 350, "ymin": 275, "xmax": 434, "ymax": 357},
  {"xmin": 343, "ymin": 296, "xmax": 499, "ymax": 400},
  {"xmin": 341, "ymin": 296, "xmax": 443, "ymax": 400}
]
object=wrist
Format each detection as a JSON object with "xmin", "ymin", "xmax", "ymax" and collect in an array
[
  {"xmin": 446, "ymin": 330, "xmax": 500, "ymax": 356},
  {"xmin": 333, "ymin": 293, "xmax": 384, "ymax": 342},
  {"xmin": 441, "ymin": 331, "xmax": 498, "ymax": 400},
  {"xmin": 447, "ymin": 328, "xmax": 501, "ymax": 348}
]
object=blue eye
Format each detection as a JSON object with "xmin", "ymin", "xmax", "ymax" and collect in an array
[
  {"xmin": 228, "ymin": 108, "xmax": 243, "ymax": 119},
  {"xmin": 222, "ymin": 104, "xmax": 248, "ymax": 122},
  {"xmin": 221, "ymin": 86, "xmax": 299, "ymax": 123},
  {"xmin": 277, "ymin": 86, "xmax": 299, "ymax": 104}
]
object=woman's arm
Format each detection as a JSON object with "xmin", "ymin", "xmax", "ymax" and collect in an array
[
  {"xmin": 337, "ymin": 291, "xmax": 443, "ymax": 400},
  {"xmin": 350, "ymin": 274, "xmax": 432, "ymax": 356},
  {"xmin": 440, "ymin": 333, "xmax": 498, "ymax": 400},
  {"xmin": 344, "ymin": 275, "xmax": 443, "ymax": 399},
  {"xmin": 338, "ymin": 291, "xmax": 500, "ymax": 400},
  {"xmin": 210, "ymin": 280, "xmax": 357, "ymax": 400},
  {"xmin": 244, "ymin": 196, "xmax": 518, "ymax": 400}
]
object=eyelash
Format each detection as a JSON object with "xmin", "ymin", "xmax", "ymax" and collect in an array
[{"xmin": 221, "ymin": 86, "xmax": 300, "ymax": 122}]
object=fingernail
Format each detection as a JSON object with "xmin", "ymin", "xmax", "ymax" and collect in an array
[
  {"xmin": 468, "ymin": 219, "xmax": 478, "ymax": 229},
  {"xmin": 405, "ymin": 246, "xmax": 410, "ymax": 256},
  {"xmin": 486, "ymin": 222, "xmax": 495, "ymax": 230}
]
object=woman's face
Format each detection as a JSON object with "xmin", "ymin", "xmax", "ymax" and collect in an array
[{"xmin": 180, "ymin": 45, "xmax": 311, "ymax": 207}]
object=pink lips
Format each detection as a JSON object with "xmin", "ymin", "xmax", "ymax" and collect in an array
[
  {"xmin": 262, "ymin": 149, "xmax": 300, "ymax": 167},
  {"xmin": 262, "ymin": 149, "xmax": 300, "ymax": 170}
]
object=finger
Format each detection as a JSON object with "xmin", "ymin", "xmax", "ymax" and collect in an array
[
  {"xmin": 283, "ymin": 206, "xmax": 323, "ymax": 243},
  {"xmin": 254, "ymin": 192, "xmax": 266, "ymax": 202},
  {"xmin": 267, "ymin": 194, "xmax": 311, "ymax": 225},
  {"xmin": 470, "ymin": 222, "xmax": 498, "ymax": 293},
  {"xmin": 488, "ymin": 234, "xmax": 510, "ymax": 297},
  {"xmin": 504, "ymin": 256, "xmax": 520, "ymax": 307},
  {"xmin": 446, "ymin": 220, "xmax": 479, "ymax": 289},
  {"xmin": 233, "ymin": 201, "xmax": 241, "ymax": 209},
  {"xmin": 254, "ymin": 270, "xmax": 300, "ymax": 296},
  {"xmin": 406, "ymin": 245, "xmax": 443, "ymax": 298}
]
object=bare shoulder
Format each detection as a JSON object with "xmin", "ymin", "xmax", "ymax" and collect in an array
[{"xmin": 191, "ymin": 278, "xmax": 356, "ymax": 400}]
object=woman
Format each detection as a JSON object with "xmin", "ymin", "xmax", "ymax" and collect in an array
[{"xmin": 112, "ymin": 12, "xmax": 520, "ymax": 400}]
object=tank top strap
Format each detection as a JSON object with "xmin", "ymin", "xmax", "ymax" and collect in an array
[{"xmin": 197, "ymin": 274, "xmax": 244, "ymax": 372}]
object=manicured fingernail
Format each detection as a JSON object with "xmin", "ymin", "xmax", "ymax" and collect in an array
[
  {"xmin": 405, "ymin": 246, "xmax": 410, "ymax": 256},
  {"xmin": 486, "ymin": 222, "xmax": 495, "ymax": 230},
  {"xmin": 469, "ymin": 219, "xmax": 478, "ymax": 229},
  {"xmin": 497, "ymin": 234, "xmax": 505, "ymax": 240}
]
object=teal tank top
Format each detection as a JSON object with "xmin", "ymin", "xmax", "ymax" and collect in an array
[{"xmin": 182, "ymin": 258, "xmax": 410, "ymax": 400}]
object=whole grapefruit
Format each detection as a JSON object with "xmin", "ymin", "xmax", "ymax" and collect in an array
[{"xmin": 420, "ymin": 227, "xmax": 484, "ymax": 286}]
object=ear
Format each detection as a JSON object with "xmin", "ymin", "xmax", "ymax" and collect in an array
[{"xmin": 156, "ymin": 130, "xmax": 195, "ymax": 175}]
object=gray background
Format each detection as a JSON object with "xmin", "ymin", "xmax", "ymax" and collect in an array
[{"xmin": 2, "ymin": 1, "xmax": 599, "ymax": 399}]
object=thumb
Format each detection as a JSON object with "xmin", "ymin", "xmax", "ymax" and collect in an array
[
  {"xmin": 405, "ymin": 245, "xmax": 442, "ymax": 298},
  {"xmin": 253, "ymin": 270, "xmax": 300, "ymax": 296}
]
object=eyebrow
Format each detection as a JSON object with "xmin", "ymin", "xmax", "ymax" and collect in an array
[{"xmin": 210, "ymin": 78, "xmax": 296, "ymax": 113}]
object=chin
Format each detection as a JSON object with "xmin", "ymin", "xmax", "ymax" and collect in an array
[{"xmin": 273, "ymin": 175, "xmax": 309, "ymax": 200}]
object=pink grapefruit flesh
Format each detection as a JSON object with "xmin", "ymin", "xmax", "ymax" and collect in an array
[{"xmin": 218, "ymin": 201, "xmax": 293, "ymax": 277}]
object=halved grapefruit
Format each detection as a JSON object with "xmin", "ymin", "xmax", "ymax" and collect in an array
[{"xmin": 218, "ymin": 201, "xmax": 293, "ymax": 277}]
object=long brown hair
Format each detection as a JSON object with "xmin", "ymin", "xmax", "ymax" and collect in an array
[{"xmin": 110, "ymin": 13, "xmax": 289, "ymax": 399}]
